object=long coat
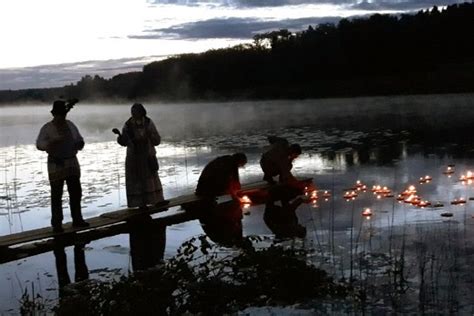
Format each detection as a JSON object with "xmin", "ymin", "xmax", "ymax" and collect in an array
[{"xmin": 117, "ymin": 117, "xmax": 164, "ymax": 207}]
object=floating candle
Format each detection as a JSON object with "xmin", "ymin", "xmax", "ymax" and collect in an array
[
  {"xmin": 443, "ymin": 165, "xmax": 455, "ymax": 175},
  {"xmin": 241, "ymin": 195, "xmax": 251, "ymax": 204},
  {"xmin": 362, "ymin": 208, "xmax": 372, "ymax": 216}
]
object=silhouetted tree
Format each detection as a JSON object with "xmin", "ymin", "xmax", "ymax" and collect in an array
[{"xmin": 1, "ymin": 2, "xmax": 473, "ymax": 103}]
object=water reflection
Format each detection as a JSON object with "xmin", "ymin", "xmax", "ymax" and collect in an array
[
  {"xmin": 53, "ymin": 243, "xmax": 89, "ymax": 289},
  {"xmin": 263, "ymin": 198, "xmax": 306, "ymax": 239},
  {"xmin": 3, "ymin": 99, "xmax": 474, "ymax": 312},
  {"xmin": 189, "ymin": 200, "xmax": 245, "ymax": 247},
  {"xmin": 129, "ymin": 216, "xmax": 165, "ymax": 271}
]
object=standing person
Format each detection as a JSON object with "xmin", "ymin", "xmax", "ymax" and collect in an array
[
  {"xmin": 36, "ymin": 99, "xmax": 89, "ymax": 233},
  {"xmin": 113, "ymin": 103, "xmax": 166, "ymax": 209},
  {"xmin": 195, "ymin": 153, "xmax": 247, "ymax": 201},
  {"xmin": 260, "ymin": 136, "xmax": 303, "ymax": 187}
]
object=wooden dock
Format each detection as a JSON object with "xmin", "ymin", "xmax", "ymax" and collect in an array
[{"xmin": 0, "ymin": 179, "xmax": 313, "ymax": 264}]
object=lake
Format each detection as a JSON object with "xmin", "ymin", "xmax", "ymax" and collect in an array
[{"xmin": 1, "ymin": 94, "xmax": 474, "ymax": 313}]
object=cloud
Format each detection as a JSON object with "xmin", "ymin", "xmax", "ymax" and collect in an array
[
  {"xmin": 0, "ymin": 56, "xmax": 167, "ymax": 90},
  {"xmin": 349, "ymin": 0, "xmax": 465, "ymax": 11},
  {"xmin": 129, "ymin": 16, "xmax": 342, "ymax": 40},
  {"xmin": 147, "ymin": 0, "xmax": 338, "ymax": 7},
  {"xmin": 147, "ymin": 0, "xmax": 466, "ymax": 10}
]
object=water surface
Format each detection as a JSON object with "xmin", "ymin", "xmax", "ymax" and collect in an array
[{"xmin": 1, "ymin": 94, "xmax": 474, "ymax": 313}]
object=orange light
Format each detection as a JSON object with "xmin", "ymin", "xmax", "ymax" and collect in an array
[
  {"xmin": 241, "ymin": 195, "xmax": 251, "ymax": 204},
  {"xmin": 362, "ymin": 208, "xmax": 372, "ymax": 216}
]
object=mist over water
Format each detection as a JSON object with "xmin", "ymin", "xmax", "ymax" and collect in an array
[
  {"xmin": 1, "ymin": 93, "xmax": 473, "ymax": 146},
  {"xmin": 1, "ymin": 94, "xmax": 474, "ymax": 313}
]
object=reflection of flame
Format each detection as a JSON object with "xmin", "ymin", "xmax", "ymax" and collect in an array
[
  {"xmin": 362, "ymin": 208, "xmax": 372, "ymax": 216},
  {"xmin": 241, "ymin": 195, "xmax": 251, "ymax": 204},
  {"xmin": 344, "ymin": 191, "xmax": 358, "ymax": 200},
  {"xmin": 460, "ymin": 171, "xmax": 474, "ymax": 182},
  {"xmin": 355, "ymin": 180, "xmax": 367, "ymax": 191},
  {"xmin": 243, "ymin": 203, "xmax": 250, "ymax": 209},
  {"xmin": 400, "ymin": 185, "xmax": 417, "ymax": 197},
  {"xmin": 419, "ymin": 175, "xmax": 432, "ymax": 184},
  {"xmin": 451, "ymin": 198, "xmax": 466, "ymax": 205},
  {"xmin": 418, "ymin": 200, "xmax": 431, "ymax": 208},
  {"xmin": 443, "ymin": 165, "xmax": 455, "ymax": 175}
]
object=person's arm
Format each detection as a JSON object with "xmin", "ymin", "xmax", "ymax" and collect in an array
[
  {"xmin": 228, "ymin": 166, "xmax": 242, "ymax": 200},
  {"xmin": 36, "ymin": 125, "xmax": 50, "ymax": 151},
  {"xmin": 147, "ymin": 119, "xmax": 161, "ymax": 146},
  {"xmin": 117, "ymin": 124, "xmax": 130, "ymax": 147},
  {"xmin": 278, "ymin": 160, "xmax": 306, "ymax": 190},
  {"xmin": 69, "ymin": 121, "xmax": 85, "ymax": 151}
]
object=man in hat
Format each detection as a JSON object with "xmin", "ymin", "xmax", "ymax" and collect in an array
[{"xmin": 36, "ymin": 99, "xmax": 89, "ymax": 233}]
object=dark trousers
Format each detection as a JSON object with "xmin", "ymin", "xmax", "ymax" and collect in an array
[{"xmin": 50, "ymin": 176, "xmax": 83, "ymax": 227}]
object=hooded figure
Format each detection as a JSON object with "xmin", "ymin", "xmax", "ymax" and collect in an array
[{"xmin": 116, "ymin": 103, "xmax": 165, "ymax": 208}]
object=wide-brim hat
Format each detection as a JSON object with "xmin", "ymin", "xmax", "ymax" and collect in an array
[{"xmin": 51, "ymin": 100, "xmax": 68, "ymax": 115}]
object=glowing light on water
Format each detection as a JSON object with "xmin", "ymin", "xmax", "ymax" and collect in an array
[
  {"xmin": 344, "ymin": 191, "xmax": 358, "ymax": 200},
  {"xmin": 241, "ymin": 195, "xmax": 251, "ymax": 204},
  {"xmin": 419, "ymin": 175, "xmax": 432, "ymax": 184},
  {"xmin": 362, "ymin": 208, "xmax": 372, "ymax": 217},
  {"xmin": 451, "ymin": 198, "xmax": 466, "ymax": 205},
  {"xmin": 443, "ymin": 165, "xmax": 455, "ymax": 176}
]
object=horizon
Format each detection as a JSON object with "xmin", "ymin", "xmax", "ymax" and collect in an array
[{"xmin": 0, "ymin": 0, "xmax": 466, "ymax": 90}]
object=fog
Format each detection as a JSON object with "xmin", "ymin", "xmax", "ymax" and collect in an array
[{"xmin": 1, "ymin": 93, "xmax": 473, "ymax": 147}]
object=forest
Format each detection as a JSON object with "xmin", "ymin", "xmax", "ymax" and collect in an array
[{"xmin": 1, "ymin": 2, "xmax": 473, "ymax": 103}]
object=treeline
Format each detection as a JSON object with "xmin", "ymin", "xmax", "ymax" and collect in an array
[{"xmin": 2, "ymin": 2, "xmax": 474, "ymax": 103}]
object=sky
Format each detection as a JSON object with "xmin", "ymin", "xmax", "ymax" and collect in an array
[{"xmin": 0, "ymin": 0, "xmax": 465, "ymax": 90}]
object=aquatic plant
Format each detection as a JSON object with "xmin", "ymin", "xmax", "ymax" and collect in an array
[{"xmin": 20, "ymin": 235, "xmax": 353, "ymax": 315}]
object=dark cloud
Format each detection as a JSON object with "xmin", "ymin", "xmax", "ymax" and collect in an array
[
  {"xmin": 147, "ymin": 0, "xmax": 466, "ymax": 10},
  {"xmin": 0, "ymin": 56, "xmax": 166, "ymax": 90},
  {"xmin": 350, "ymin": 0, "xmax": 465, "ymax": 11},
  {"xmin": 129, "ymin": 16, "xmax": 342, "ymax": 40},
  {"xmin": 147, "ymin": 0, "xmax": 337, "ymax": 7}
]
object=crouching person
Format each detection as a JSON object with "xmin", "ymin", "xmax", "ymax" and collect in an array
[{"xmin": 195, "ymin": 153, "xmax": 247, "ymax": 201}]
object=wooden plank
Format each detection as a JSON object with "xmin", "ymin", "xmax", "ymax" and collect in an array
[
  {"xmin": 0, "ymin": 211, "xmax": 198, "ymax": 264},
  {"xmin": 0, "ymin": 178, "xmax": 313, "ymax": 249}
]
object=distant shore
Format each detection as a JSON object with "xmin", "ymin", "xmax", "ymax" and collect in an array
[{"xmin": 1, "ymin": 3, "xmax": 473, "ymax": 105}]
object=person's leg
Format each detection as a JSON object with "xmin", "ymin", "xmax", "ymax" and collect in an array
[
  {"xmin": 50, "ymin": 179, "xmax": 65, "ymax": 231},
  {"xmin": 53, "ymin": 245, "xmax": 71, "ymax": 288},
  {"xmin": 66, "ymin": 176, "xmax": 88, "ymax": 226},
  {"xmin": 74, "ymin": 243, "xmax": 89, "ymax": 281}
]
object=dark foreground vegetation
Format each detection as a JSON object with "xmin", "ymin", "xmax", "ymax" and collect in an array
[
  {"xmin": 21, "ymin": 237, "xmax": 354, "ymax": 315},
  {"xmin": 2, "ymin": 2, "xmax": 474, "ymax": 104}
]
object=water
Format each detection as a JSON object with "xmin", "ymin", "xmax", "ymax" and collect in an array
[{"xmin": 1, "ymin": 94, "xmax": 474, "ymax": 313}]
